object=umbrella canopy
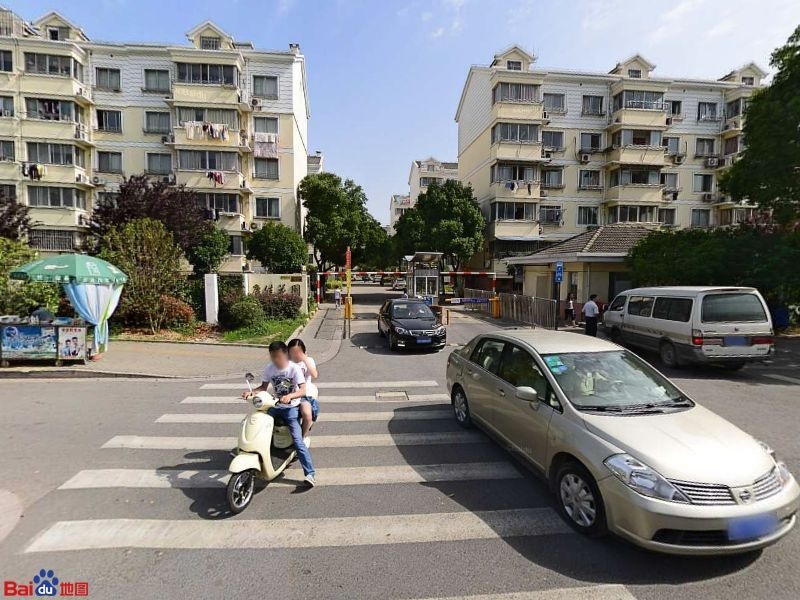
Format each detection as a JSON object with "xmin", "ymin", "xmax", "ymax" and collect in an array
[{"xmin": 10, "ymin": 254, "xmax": 128, "ymax": 285}]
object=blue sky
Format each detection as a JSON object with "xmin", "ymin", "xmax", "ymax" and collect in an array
[{"xmin": 8, "ymin": 0, "xmax": 800, "ymax": 223}]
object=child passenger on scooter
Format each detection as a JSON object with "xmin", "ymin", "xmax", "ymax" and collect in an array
[{"xmin": 288, "ymin": 338, "xmax": 319, "ymax": 440}]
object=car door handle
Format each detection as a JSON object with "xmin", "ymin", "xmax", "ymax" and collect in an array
[{"xmin": 497, "ymin": 388, "xmax": 505, "ymax": 396}]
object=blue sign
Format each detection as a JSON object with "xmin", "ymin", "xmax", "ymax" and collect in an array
[
  {"xmin": 555, "ymin": 261, "xmax": 564, "ymax": 284},
  {"xmin": 422, "ymin": 296, "xmax": 433, "ymax": 306},
  {"xmin": 450, "ymin": 297, "xmax": 489, "ymax": 305}
]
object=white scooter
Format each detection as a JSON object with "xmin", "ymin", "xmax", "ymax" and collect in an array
[{"xmin": 226, "ymin": 373, "xmax": 313, "ymax": 513}]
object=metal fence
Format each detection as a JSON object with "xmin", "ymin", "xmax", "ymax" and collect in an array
[{"xmin": 464, "ymin": 289, "xmax": 558, "ymax": 330}]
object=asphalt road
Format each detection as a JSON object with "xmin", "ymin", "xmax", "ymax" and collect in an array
[{"xmin": 0, "ymin": 284, "xmax": 799, "ymax": 600}]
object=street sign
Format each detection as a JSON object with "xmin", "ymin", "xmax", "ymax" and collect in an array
[
  {"xmin": 450, "ymin": 297, "xmax": 489, "ymax": 305},
  {"xmin": 555, "ymin": 261, "xmax": 564, "ymax": 284}
]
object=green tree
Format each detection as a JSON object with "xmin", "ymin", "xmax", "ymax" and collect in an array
[
  {"xmin": 246, "ymin": 221, "xmax": 308, "ymax": 273},
  {"xmin": 0, "ymin": 193, "xmax": 37, "ymax": 241},
  {"xmin": 185, "ymin": 226, "xmax": 230, "ymax": 275},
  {"xmin": 99, "ymin": 218, "xmax": 183, "ymax": 333},
  {"xmin": 393, "ymin": 180, "xmax": 485, "ymax": 270},
  {"xmin": 0, "ymin": 237, "xmax": 59, "ymax": 315},
  {"xmin": 719, "ymin": 26, "xmax": 800, "ymax": 224}
]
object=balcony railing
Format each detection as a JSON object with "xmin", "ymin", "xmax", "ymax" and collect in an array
[{"xmin": 622, "ymin": 100, "xmax": 665, "ymax": 111}]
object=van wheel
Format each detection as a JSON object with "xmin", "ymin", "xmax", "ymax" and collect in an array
[
  {"xmin": 608, "ymin": 328, "xmax": 622, "ymax": 344},
  {"xmin": 659, "ymin": 341, "xmax": 679, "ymax": 368},
  {"xmin": 555, "ymin": 461, "xmax": 607, "ymax": 537}
]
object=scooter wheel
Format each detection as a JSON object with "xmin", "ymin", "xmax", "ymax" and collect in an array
[{"xmin": 227, "ymin": 469, "xmax": 256, "ymax": 514}]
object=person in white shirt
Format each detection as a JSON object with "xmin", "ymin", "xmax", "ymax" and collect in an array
[
  {"xmin": 565, "ymin": 293, "xmax": 577, "ymax": 327},
  {"xmin": 582, "ymin": 294, "xmax": 600, "ymax": 337},
  {"xmin": 288, "ymin": 338, "xmax": 319, "ymax": 439}
]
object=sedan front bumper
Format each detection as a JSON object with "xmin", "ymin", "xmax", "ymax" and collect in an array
[
  {"xmin": 599, "ymin": 473, "xmax": 800, "ymax": 555},
  {"xmin": 394, "ymin": 332, "xmax": 446, "ymax": 349}
]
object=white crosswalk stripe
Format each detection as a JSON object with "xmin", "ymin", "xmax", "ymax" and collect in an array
[
  {"xmin": 59, "ymin": 462, "xmax": 524, "ymax": 489},
  {"xmin": 764, "ymin": 373, "xmax": 800, "ymax": 385},
  {"xmin": 410, "ymin": 585, "xmax": 637, "ymax": 600},
  {"xmin": 180, "ymin": 393, "xmax": 450, "ymax": 404},
  {"xmin": 156, "ymin": 410, "xmax": 452, "ymax": 423},
  {"xmin": 200, "ymin": 380, "xmax": 439, "ymax": 390}
]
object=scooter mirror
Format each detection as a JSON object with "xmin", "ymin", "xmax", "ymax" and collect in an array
[{"xmin": 245, "ymin": 372, "xmax": 254, "ymax": 382}]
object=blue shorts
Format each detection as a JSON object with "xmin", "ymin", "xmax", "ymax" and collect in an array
[{"xmin": 301, "ymin": 396, "xmax": 319, "ymax": 421}]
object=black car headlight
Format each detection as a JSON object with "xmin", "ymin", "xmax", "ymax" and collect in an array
[
  {"xmin": 434, "ymin": 325, "xmax": 446, "ymax": 336},
  {"xmin": 393, "ymin": 325, "xmax": 409, "ymax": 335}
]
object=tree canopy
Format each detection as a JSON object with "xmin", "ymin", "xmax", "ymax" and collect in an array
[
  {"xmin": 720, "ymin": 26, "xmax": 800, "ymax": 225},
  {"xmin": 0, "ymin": 193, "xmax": 36, "ymax": 242},
  {"xmin": 0, "ymin": 237, "xmax": 59, "ymax": 315},
  {"xmin": 393, "ymin": 180, "xmax": 485, "ymax": 270},
  {"xmin": 185, "ymin": 226, "xmax": 230, "ymax": 276},
  {"xmin": 246, "ymin": 221, "xmax": 308, "ymax": 273}
]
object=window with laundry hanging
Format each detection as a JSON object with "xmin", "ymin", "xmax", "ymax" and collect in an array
[
  {"xmin": 253, "ymin": 117, "xmax": 279, "ymax": 134},
  {"xmin": 177, "ymin": 150, "xmax": 239, "ymax": 171},
  {"xmin": 254, "ymin": 158, "xmax": 279, "ymax": 179},
  {"xmin": 177, "ymin": 107, "xmax": 239, "ymax": 128},
  {"xmin": 253, "ymin": 75, "xmax": 278, "ymax": 99}
]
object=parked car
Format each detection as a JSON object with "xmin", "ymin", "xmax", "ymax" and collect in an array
[
  {"xmin": 378, "ymin": 298, "xmax": 446, "ymax": 350},
  {"xmin": 602, "ymin": 286, "xmax": 774, "ymax": 370},
  {"xmin": 446, "ymin": 329, "xmax": 798, "ymax": 555},
  {"xmin": 392, "ymin": 279, "xmax": 406, "ymax": 291}
]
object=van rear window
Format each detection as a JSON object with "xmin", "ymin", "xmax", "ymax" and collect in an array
[{"xmin": 701, "ymin": 293, "xmax": 767, "ymax": 323}]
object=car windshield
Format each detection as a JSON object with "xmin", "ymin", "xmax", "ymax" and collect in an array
[
  {"xmin": 540, "ymin": 350, "xmax": 691, "ymax": 411},
  {"xmin": 392, "ymin": 303, "xmax": 434, "ymax": 319}
]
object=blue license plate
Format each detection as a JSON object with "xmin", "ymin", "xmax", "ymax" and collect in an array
[
  {"xmin": 417, "ymin": 337, "xmax": 431, "ymax": 343},
  {"xmin": 724, "ymin": 336, "xmax": 749, "ymax": 347},
  {"xmin": 728, "ymin": 514, "xmax": 778, "ymax": 541}
]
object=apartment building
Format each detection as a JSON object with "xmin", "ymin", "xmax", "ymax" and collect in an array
[
  {"xmin": 408, "ymin": 157, "xmax": 458, "ymax": 204},
  {"xmin": 456, "ymin": 45, "xmax": 765, "ymax": 271},
  {"xmin": 387, "ymin": 193, "xmax": 411, "ymax": 234},
  {"xmin": 0, "ymin": 8, "xmax": 310, "ymax": 273}
]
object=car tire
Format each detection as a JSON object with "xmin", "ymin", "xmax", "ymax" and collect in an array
[
  {"xmin": 608, "ymin": 328, "xmax": 622, "ymax": 344},
  {"xmin": 451, "ymin": 386, "xmax": 472, "ymax": 428},
  {"xmin": 554, "ymin": 461, "xmax": 607, "ymax": 537},
  {"xmin": 659, "ymin": 341, "xmax": 679, "ymax": 368},
  {"xmin": 389, "ymin": 333, "xmax": 398, "ymax": 351}
]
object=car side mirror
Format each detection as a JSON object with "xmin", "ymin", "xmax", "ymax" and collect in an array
[{"xmin": 515, "ymin": 386, "xmax": 538, "ymax": 403}]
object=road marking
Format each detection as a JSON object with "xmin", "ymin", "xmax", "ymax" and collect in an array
[
  {"xmin": 180, "ymin": 393, "xmax": 450, "ymax": 404},
  {"xmin": 764, "ymin": 373, "xmax": 800, "ymax": 385},
  {"xmin": 25, "ymin": 508, "xmax": 571, "ymax": 552},
  {"xmin": 59, "ymin": 462, "xmax": 523, "ymax": 490},
  {"xmin": 199, "ymin": 380, "xmax": 439, "ymax": 390},
  {"xmin": 410, "ymin": 585, "xmax": 637, "ymax": 600},
  {"xmin": 102, "ymin": 431, "xmax": 485, "ymax": 450},
  {"xmin": 156, "ymin": 410, "xmax": 452, "ymax": 423}
]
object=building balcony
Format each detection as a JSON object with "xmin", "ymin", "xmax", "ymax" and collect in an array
[
  {"xmin": 491, "ymin": 101, "xmax": 547, "ymax": 123},
  {"xmin": 490, "ymin": 141, "xmax": 547, "ymax": 162},
  {"xmin": 169, "ymin": 127, "xmax": 251, "ymax": 151},
  {"xmin": 609, "ymin": 108, "xmax": 668, "ymax": 129},
  {"xmin": 20, "ymin": 119, "xmax": 93, "ymax": 146},
  {"xmin": 175, "ymin": 169, "xmax": 248, "ymax": 192},
  {"xmin": 27, "ymin": 164, "xmax": 94, "ymax": 189},
  {"xmin": 171, "ymin": 83, "xmax": 242, "ymax": 106},
  {"xmin": 28, "ymin": 207, "xmax": 88, "ymax": 228},
  {"xmin": 606, "ymin": 145, "xmax": 666, "ymax": 167},
  {"xmin": 490, "ymin": 180, "xmax": 541, "ymax": 200},
  {"xmin": 487, "ymin": 220, "xmax": 541, "ymax": 242},
  {"xmin": 19, "ymin": 74, "xmax": 91, "ymax": 105},
  {"xmin": 605, "ymin": 184, "xmax": 665, "ymax": 203}
]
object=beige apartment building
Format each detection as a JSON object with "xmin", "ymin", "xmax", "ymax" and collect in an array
[
  {"xmin": 387, "ymin": 193, "xmax": 411, "ymax": 234},
  {"xmin": 456, "ymin": 45, "xmax": 765, "ymax": 273},
  {"xmin": 408, "ymin": 157, "xmax": 458, "ymax": 204},
  {"xmin": 0, "ymin": 8, "xmax": 311, "ymax": 273}
]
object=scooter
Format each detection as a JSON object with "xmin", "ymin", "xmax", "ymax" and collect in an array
[{"xmin": 226, "ymin": 373, "xmax": 313, "ymax": 513}]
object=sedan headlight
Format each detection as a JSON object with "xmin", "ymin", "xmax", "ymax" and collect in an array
[
  {"xmin": 393, "ymin": 325, "xmax": 409, "ymax": 335},
  {"xmin": 604, "ymin": 454, "xmax": 689, "ymax": 503},
  {"xmin": 434, "ymin": 325, "xmax": 446, "ymax": 336},
  {"xmin": 756, "ymin": 439, "xmax": 794, "ymax": 486}
]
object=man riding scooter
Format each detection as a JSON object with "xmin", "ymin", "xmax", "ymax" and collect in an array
[{"xmin": 243, "ymin": 341, "xmax": 316, "ymax": 487}]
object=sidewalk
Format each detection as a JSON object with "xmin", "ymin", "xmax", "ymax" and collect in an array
[{"xmin": 0, "ymin": 306, "xmax": 345, "ymax": 379}]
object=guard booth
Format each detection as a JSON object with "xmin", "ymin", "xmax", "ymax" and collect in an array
[{"xmin": 404, "ymin": 251, "xmax": 443, "ymax": 306}]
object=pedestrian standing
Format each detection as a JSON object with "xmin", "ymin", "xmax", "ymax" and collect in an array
[
  {"xmin": 582, "ymin": 294, "xmax": 600, "ymax": 337},
  {"xmin": 565, "ymin": 293, "xmax": 577, "ymax": 327},
  {"xmin": 333, "ymin": 286, "xmax": 341, "ymax": 309}
]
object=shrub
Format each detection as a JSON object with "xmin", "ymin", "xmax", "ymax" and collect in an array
[
  {"xmin": 253, "ymin": 290, "xmax": 302, "ymax": 319},
  {"xmin": 218, "ymin": 287, "xmax": 245, "ymax": 330},
  {"xmin": 160, "ymin": 295, "xmax": 195, "ymax": 328},
  {"xmin": 226, "ymin": 295, "xmax": 265, "ymax": 330}
]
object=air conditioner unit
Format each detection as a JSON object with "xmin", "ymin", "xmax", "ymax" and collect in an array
[
  {"xmin": 75, "ymin": 174, "xmax": 85, "ymax": 183},
  {"xmin": 161, "ymin": 135, "xmax": 170, "ymax": 143},
  {"xmin": 702, "ymin": 193, "xmax": 713, "ymax": 201},
  {"xmin": 544, "ymin": 152, "xmax": 552, "ymax": 159},
  {"xmin": 542, "ymin": 111, "xmax": 549, "ymax": 120},
  {"xmin": 673, "ymin": 154, "xmax": 685, "ymax": 164},
  {"xmin": 705, "ymin": 157, "xmax": 719, "ymax": 168},
  {"xmin": 77, "ymin": 88, "xmax": 84, "ymax": 96},
  {"xmin": 162, "ymin": 175, "xmax": 175, "ymax": 184},
  {"xmin": 580, "ymin": 153, "xmax": 590, "ymax": 163},
  {"xmin": 666, "ymin": 117, "xmax": 673, "ymax": 126},
  {"xmin": 92, "ymin": 176, "xmax": 105, "ymax": 186},
  {"xmin": 540, "ymin": 189, "xmax": 548, "ymax": 197},
  {"xmin": 250, "ymin": 222, "xmax": 260, "ymax": 231},
  {"xmin": 250, "ymin": 97, "xmax": 261, "ymax": 108}
]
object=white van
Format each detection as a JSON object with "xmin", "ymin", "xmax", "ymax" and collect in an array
[{"xmin": 602, "ymin": 286, "xmax": 774, "ymax": 370}]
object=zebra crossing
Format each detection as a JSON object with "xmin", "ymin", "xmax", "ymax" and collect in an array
[{"xmin": 20, "ymin": 377, "xmax": 640, "ymax": 600}]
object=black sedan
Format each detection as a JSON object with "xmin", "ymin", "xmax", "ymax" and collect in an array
[{"xmin": 378, "ymin": 298, "xmax": 446, "ymax": 351}]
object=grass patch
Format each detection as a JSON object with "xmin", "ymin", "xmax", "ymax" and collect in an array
[{"xmin": 222, "ymin": 317, "xmax": 305, "ymax": 345}]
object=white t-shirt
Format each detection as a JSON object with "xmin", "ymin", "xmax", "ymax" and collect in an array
[
  {"xmin": 583, "ymin": 300, "xmax": 600, "ymax": 318},
  {"xmin": 261, "ymin": 361, "xmax": 306, "ymax": 407},
  {"xmin": 297, "ymin": 357, "xmax": 318, "ymax": 399}
]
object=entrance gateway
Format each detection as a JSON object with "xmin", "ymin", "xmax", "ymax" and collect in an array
[{"xmin": 404, "ymin": 252, "xmax": 444, "ymax": 306}]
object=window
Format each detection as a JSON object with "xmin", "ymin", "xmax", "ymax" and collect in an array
[
  {"xmin": 506, "ymin": 60, "xmax": 522, "ymax": 71},
  {"xmin": 0, "ymin": 140, "xmax": 12, "ymax": 161},
  {"xmin": 725, "ymin": 98, "xmax": 745, "ymax": 118},
  {"xmin": 144, "ymin": 69, "xmax": 170, "ymax": 92},
  {"xmin": 27, "ymin": 143, "xmax": 81, "ymax": 166},
  {"xmin": 97, "ymin": 151, "xmax": 122, "ymax": 173},
  {"xmin": 27, "ymin": 186, "xmax": 85, "ymax": 209},
  {"xmin": 96, "ymin": 110, "xmax": 122, "ymax": 132},
  {"xmin": 577, "ymin": 206, "xmax": 598, "ymax": 225},
  {"xmin": 491, "ymin": 122, "xmax": 538, "ymax": 144},
  {"xmin": 701, "ymin": 293, "xmax": 766, "ymax": 323},
  {"xmin": 253, "ymin": 116, "xmax": 279, "ymax": 134},
  {"xmin": 613, "ymin": 90, "xmax": 664, "ymax": 111},
  {"xmin": 608, "ymin": 295, "xmax": 627, "ymax": 312},
  {"xmin": 543, "ymin": 93, "xmax": 566, "ymax": 112},
  {"xmin": 493, "ymin": 202, "xmax": 536, "ymax": 221},
  {"xmin": 693, "ymin": 174, "xmax": 713, "ymax": 193},
  {"xmin": 200, "ymin": 36, "xmax": 220, "ymax": 50},
  {"xmin": 0, "ymin": 50, "xmax": 11, "ymax": 72},
  {"xmin": 197, "ymin": 193, "xmax": 239, "ymax": 214},
  {"xmin": 24, "ymin": 53, "xmax": 78, "ymax": 78},
  {"xmin": 253, "ymin": 75, "xmax": 278, "ymax": 98},
  {"xmin": 697, "ymin": 102, "xmax": 719, "ymax": 121},
  {"xmin": 229, "ymin": 235, "xmax": 244, "ymax": 255},
  {"xmin": 176, "ymin": 63, "xmax": 237, "ymax": 86},
  {"xmin": 470, "ymin": 338, "xmax": 505, "ymax": 374},
  {"xmin": 658, "ymin": 208, "xmax": 676, "ymax": 225},
  {"xmin": 255, "ymin": 197, "xmax": 281, "ymax": 218},
  {"xmin": 254, "ymin": 157, "xmax": 279, "ymax": 179},
  {"xmin": 627, "ymin": 68, "xmax": 642, "ymax": 78},
  {"xmin": 29, "ymin": 229, "xmax": 75, "ymax": 251},
  {"xmin": 691, "ymin": 208, "xmax": 710, "ymax": 228},
  {"xmin": 627, "ymin": 296, "xmax": 654, "ymax": 317},
  {"xmin": 95, "ymin": 67, "xmax": 121, "ymax": 91},
  {"xmin": 695, "ymin": 138, "xmax": 715, "ymax": 156},
  {"xmin": 177, "ymin": 107, "xmax": 239, "ymax": 128},
  {"xmin": 0, "ymin": 184, "xmax": 16, "ymax": 200},
  {"xmin": 541, "ymin": 169, "xmax": 564, "ymax": 188},
  {"xmin": 145, "ymin": 111, "xmax": 171, "ymax": 133},
  {"xmin": 541, "ymin": 130, "xmax": 564, "ymax": 149},
  {"xmin": 608, "ymin": 205, "xmax": 657, "ymax": 223},
  {"xmin": 579, "ymin": 132, "xmax": 602, "ymax": 152},
  {"xmin": 741, "ymin": 76, "xmax": 754, "ymax": 86},
  {"xmin": 578, "ymin": 170, "xmax": 601, "ymax": 190},
  {"xmin": 581, "ymin": 95, "xmax": 604, "ymax": 116},
  {"xmin": 492, "ymin": 82, "xmax": 538, "ymax": 103},
  {"xmin": 653, "ymin": 297, "xmax": 693, "ymax": 322},
  {"xmin": 668, "ymin": 100, "xmax": 682, "ymax": 116},
  {"xmin": 146, "ymin": 153, "xmax": 172, "ymax": 174},
  {"xmin": 419, "ymin": 177, "xmax": 441, "ymax": 187},
  {"xmin": 491, "ymin": 163, "xmax": 535, "ymax": 183},
  {"xmin": 724, "ymin": 136, "xmax": 740, "ymax": 156},
  {"xmin": 539, "ymin": 205, "xmax": 562, "ymax": 224},
  {"xmin": 611, "ymin": 168, "xmax": 659, "ymax": 186},
  {"xmin": 178, "ymin": 150, "xmax": 239, "ymax": 171},
  {"xmin": 499, "ymin": 345, "xmax": 549, "ymax": 399},
  {"xmin": 660, "ymin": 172, "xmax": 679, "ymax": 191},
  {"xmin": 46, "ymin": 26, "xmax": 69, "ymax": 41},
  {"xmin": 25, "ymin": 98, "xmax": 75, "ymax": 121},
  {"xmin": 613, "ymin": 129, "xmax": 661, "ymax": 147},
  {"xmin": 0, "ymin": 96, "xmax": 13, "ymax": 116},
  {"xmin": 662, "ymin": 136, "xmax": 680, "ymax": 155}
]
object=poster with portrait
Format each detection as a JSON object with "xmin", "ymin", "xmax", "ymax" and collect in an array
[
  {"xmin": 1, "ymin": 326, "xmax": 57, "ymax": 360},
  {"xmin": 58, "ymin": 327, "xmax": 87, "ymax": 360}
]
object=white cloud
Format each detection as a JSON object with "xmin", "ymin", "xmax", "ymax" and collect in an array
[
  {"xmin": 277, "ymin": 0, "xmax": 295, "ymax": 15},
  {"xmin": 421, "ymin": 11, "xmax": 433, "ymax": 22},
  {"xmin": 431, "ymin": 27, "xmax": 445, "ymax": 38}
]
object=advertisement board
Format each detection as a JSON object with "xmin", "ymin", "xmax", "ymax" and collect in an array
[
  {"xmin": 58, "ymin": 327, "xmax": 87, "ymax": 360},
  {"xmin": 1, "ymin": 325, "xmax": 57, "ymax": 360}
]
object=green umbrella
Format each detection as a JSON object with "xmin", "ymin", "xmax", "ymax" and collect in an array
[{"xmin": 10, "ymin": 254, "xmax": 128, "ymax": 285}]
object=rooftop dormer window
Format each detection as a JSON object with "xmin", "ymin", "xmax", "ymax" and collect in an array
[
  {"xmin": 506, "ymin": 60, "xmax": 522, "ymax": 71},
  {"xmin": 741, "ymin": 76, "xmax": 754, "ymax": 86},
  {"xmin": 200, "ymin": 36, "xmax": 220, "ymax": 50},
  {"xmin": 47, "ymin": 26, "xmax": 69, "ymax": 41},
  {"xmin": 627, "ymin": 68, "xmax": 642, "ymax": 79}
]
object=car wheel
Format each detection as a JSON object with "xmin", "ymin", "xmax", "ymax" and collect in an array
[
  {"xmin": 555, "ymin": 461, "xmax": 607, "ymax": 537},
  {"xmin": 389, "ymin": 333, "xmax": 398, "ymax": 351},
  {"xmin": 722, "ymin": 361, "xmax": 746, "ymax": 371},
  {"xmin": 452, "ymin": 386, "xmax": 472, "ymax": 428},
  {"xmin": 608, "ymin": 328, "xmax": 622, "ymax": 344},
  {"xmin": 659, "ymin": 341, "xmax": 679, "ymax": 368}
]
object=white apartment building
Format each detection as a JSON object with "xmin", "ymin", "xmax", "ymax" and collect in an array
[
  {"xmin": 0, "ymin": 8, "xmax": 311, "ymax": 273},
  {"xmin": 456, "ymin": 46, "xmax": 765, "ymax": 271},
  {"xmin": 408, "ymin": 157, "xmax": 458, "ymax": 204},
  {"xmin": 387, "ymin": 193, "xmax": 411, "ymax": 234}
]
